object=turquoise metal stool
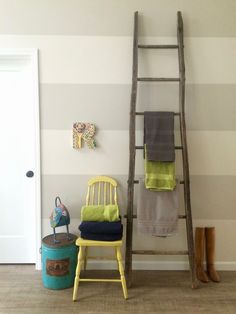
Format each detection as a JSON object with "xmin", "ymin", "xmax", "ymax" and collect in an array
[{"xmin": 42, "ymin": 233, "xmax": 77, "ymax": 289}]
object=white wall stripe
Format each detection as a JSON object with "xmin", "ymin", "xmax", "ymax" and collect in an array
[
  {"xmin": 41, "ymin": 130, "xmax": 236, "ymax": 175},
  {"xmin": 41, "ymin": 218, "xmax": 236, "ymax": 270},
  {"xmin": 1, "ymin": 0, "xmax": 236, "ymax": 37},
  {"xmin": 0, "ymin": 36, "xmax": 236, "ymax": 84}
]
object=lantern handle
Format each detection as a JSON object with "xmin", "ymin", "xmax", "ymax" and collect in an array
[{"xmin": 55, "ymin": 196, "xmax": 62, "ymax": 207}]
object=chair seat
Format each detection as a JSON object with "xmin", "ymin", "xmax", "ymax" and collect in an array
[{"xmin": 76, "ymin": 237, "xmax": 122, "ymax": 247}]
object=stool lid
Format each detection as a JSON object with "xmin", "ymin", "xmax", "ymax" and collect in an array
[{"xmin": 42, "ymin": 233, "xmax": 77, "ymax": 248}]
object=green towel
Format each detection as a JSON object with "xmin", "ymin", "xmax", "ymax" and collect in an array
[
  {"xmin": 81, "ymin": 204, "xmax": 120, "ymax": 222},
  {"xmin": 145, "ymin": 146, "xmax": 176, "ymax": 191}
]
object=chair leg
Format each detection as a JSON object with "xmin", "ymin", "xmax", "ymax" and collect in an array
[
  {"xmin": 84, "ymin": 246, "xmax": 88, "ymax": 271},
  {"xmin": 73, "ymin": 246, "xmax": 84, "ymax": 301},
  {"xmin": 116, "ymin": 247, "xmax": 128, "ymax": 299},
  {"xmin": 114, "ymin": 248, "xmax": 119, "ymax": 271}
]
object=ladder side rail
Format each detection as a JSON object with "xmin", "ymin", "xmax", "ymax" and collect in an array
[
  {"xmin": 125, "ymin": 11, "xmax": 139, "ymax": 287},
  {"xmin": 177, "ymin": 11, "xmax": 197, "ymax": 288}
]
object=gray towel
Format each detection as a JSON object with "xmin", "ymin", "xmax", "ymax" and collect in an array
[
  {"xmin": 137, "ymin": 178, "xmax": 179, "ymax": 237},
  {"xmin": 144, "ymin": 111, "xmax": 175, "ymax": 162}
]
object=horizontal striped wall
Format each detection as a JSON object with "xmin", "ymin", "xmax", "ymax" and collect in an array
[
  {"xmin": 40, "ymin": 84, "xmax": 236, "ymax": 131},
  {"xmin": 0, "ymin": 36, "xmax": 236, "ymax": 84},
  {"xmin": 42, "ymin": 219, "xmax": 236, "ymax": 265},
  {"xmin": 1, "ymin": 0, "xmax": 236, "ymax": 37},
  {"xmin": 41, "ymin": 130, "xmax": 236, "ymax": 176},
  {"xmin": 42, "ymin": 175, "xmax": 236, "ymax": 220},
  {"xmin": 2, "ymin": 0, "xmax": 236, "ymax": 269}
]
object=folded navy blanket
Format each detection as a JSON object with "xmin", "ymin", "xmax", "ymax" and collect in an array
[
  {"xmin": 79, "ymin": 221, "xmax": 123, "ymax": 235},
  {"xmin": 80, "ymin": 232, "xmax": 122, "ymax": 241}
]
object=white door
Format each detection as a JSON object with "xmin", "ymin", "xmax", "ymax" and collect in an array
[{"xmin": 0, "ymin": 50, "xmax": 40, "ymax": 265}]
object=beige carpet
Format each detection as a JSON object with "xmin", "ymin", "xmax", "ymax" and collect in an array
[{"xmin": 0, "ymin": 265, "xmax": 236, "ymax": 314}]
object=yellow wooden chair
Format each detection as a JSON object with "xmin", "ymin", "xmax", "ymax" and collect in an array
[{"xmin": 72, "ymin": 176, "xmax": 128, "ymax": 301}]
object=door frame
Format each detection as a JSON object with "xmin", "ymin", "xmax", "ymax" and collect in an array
[{"xmin": 0, "ymin": 49, "xmax": 41, "ymax": 269}]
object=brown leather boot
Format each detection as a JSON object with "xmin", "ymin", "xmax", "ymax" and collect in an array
[
  {"xmin": 195, "ymin": 227, "xmax": 209, "ymax": 283},
  {"xmin": 205, "ymin": 227, "xmax": 221, "ymax": 282}
]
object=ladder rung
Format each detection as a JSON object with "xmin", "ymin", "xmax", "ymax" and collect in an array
[
  {"xmin": 138, "ymin": 77, "xmax": 180, "ymax": 82},
  {"xmin": 135, "ymin": 112, "xmax": 180, "ymax": 116},
  {"xmin": 135, "ymin": 145, "xmax": 183, "ymax": 150},
  {"xmin": 132, "ymin": 250, "xmax": 188, "ymax": 255},
  {"xmin": 124, "ymin": 214, "xmax": 186, "ymax": 219},
  {"xmin": 132, "ymin": 180, "xmax": 185, "ymax": 184},
  {"xmin": 138, "ymin": 44, "xmax": 179, "ymax": 49}
]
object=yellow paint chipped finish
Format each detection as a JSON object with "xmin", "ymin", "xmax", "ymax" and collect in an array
[{"xmin": 73, "ymin": 176, "xmax": 127, "ymax": 301}]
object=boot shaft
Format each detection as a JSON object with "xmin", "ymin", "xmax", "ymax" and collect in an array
[
  {"xmin": 205, "ymin": 227, "xmax": 215, "ymax": 264},
  {"xmin": 195, "ymin": 227, "xmax": 205, "ymax": 264},
  {"xmin": 205, "ymin": 227, "xmax": 221, "ymax": 282},
  {"xmin": 195, "ymin": 227, "xmax": 209, "ymax": 283}
]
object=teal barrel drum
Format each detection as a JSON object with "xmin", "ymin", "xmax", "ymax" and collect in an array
[{"xmin": 42, "ymin": 233, "xmax": 78, "ymax": 289}]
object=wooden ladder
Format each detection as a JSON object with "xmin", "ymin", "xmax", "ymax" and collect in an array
[{"xmin": 125, "ymin": 11, "xmax": 197, "ymax": 289}]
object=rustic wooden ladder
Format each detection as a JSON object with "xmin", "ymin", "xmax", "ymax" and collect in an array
[{"xmin": 125, "ymin": 11, "xmax": 197, "ymax": 289}]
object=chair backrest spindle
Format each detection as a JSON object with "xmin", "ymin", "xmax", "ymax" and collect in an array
[
  {"xmin": 109, "ymin": 183, "xmax": 112, "ymax": 204},
  {"xmin": 98, "ymin": 182, "xmax": 101, "ymax": 205},
  {"xmin": 104, "ymin": 182, "xmax": 107, "ymax": 205},
  {"xmin": 91, "ymin": 185, "xmax": 95, "ymax": 205},
  {"xmin": 114, "ymin": 187, "xmax": 118, "ymax": 205},
  {"xmin": 86, "ymin": 186, "xmax": 90, "ymax": 206},
  {"xmin": 86, "ymin": 176, "xmax": 118, "ymax": 206}
]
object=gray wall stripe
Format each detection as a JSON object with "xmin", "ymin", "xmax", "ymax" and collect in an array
[
  {"xmin": 40, "ymin": 84, "xmax": 236, "ymax": 131},
  {"xmin": 1, "ymin": 0, "xmax": 236, "ymax": 37},
  {"xmin": 42, "ymin": 174, "xmax": 236, "ymax": 220}
]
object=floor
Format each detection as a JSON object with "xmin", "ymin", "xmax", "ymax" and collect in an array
[{"xmin": 0, "ymin": 266, "xmax": 236, "ymax": 314}]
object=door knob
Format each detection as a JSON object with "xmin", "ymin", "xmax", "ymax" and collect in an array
[{"xmin": 26, "ymin": 170, "xmax": 34, "ymax": 178}]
